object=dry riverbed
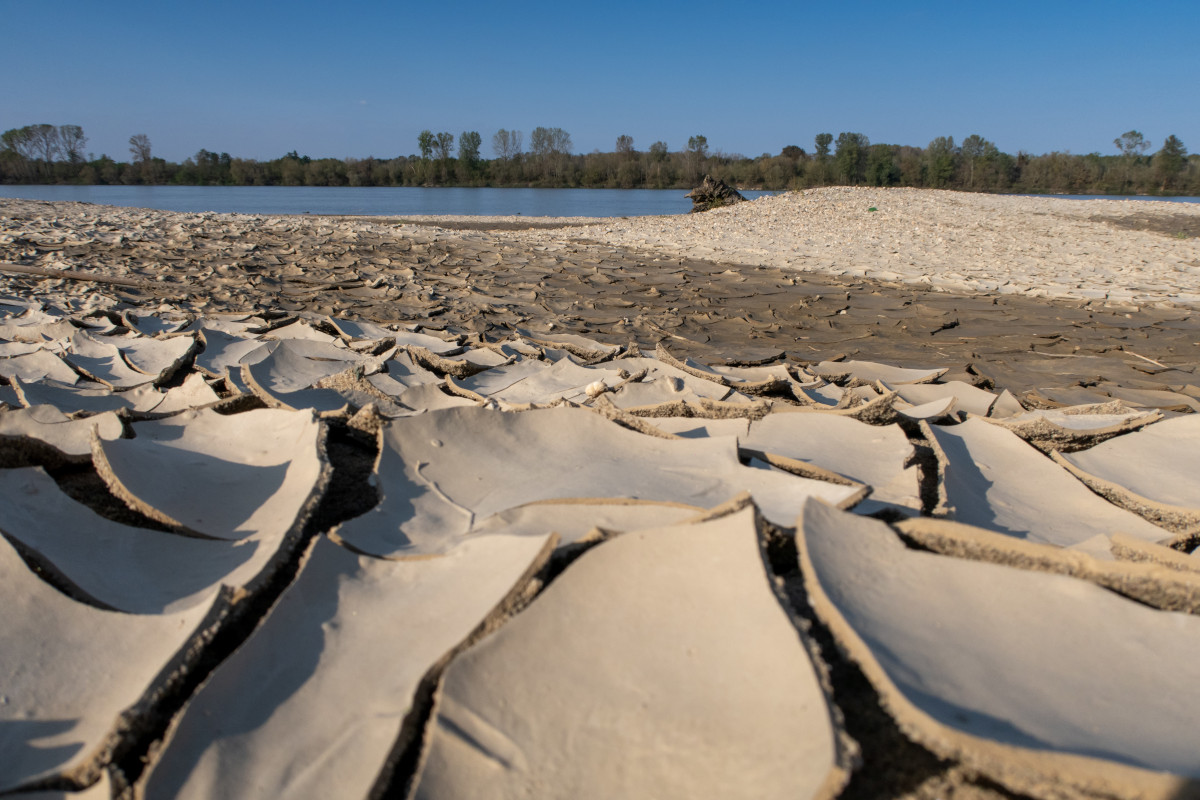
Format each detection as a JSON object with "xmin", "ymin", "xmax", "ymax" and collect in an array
[{"xmin": 1, "ymin": 189, "xmax": 1199, "ymax": 799}]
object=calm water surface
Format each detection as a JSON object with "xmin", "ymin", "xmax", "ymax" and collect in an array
[
  {"xmin": 0, "ymin": 186, "xmax": 782, "ymax": 218},
  {"xmin": 0, "ymin": 186, "xmax": 1195, "ymax": 217}
]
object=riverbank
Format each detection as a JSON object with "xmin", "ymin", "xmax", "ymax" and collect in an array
[
  {"xmin": 2, "ymin": 190, "xmax": 1198, "ymax": 402},
  {"xmin": 478, "ymin": 187, "xmax": 1200, "ymax": 306}
]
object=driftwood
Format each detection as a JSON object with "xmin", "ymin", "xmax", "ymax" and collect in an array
[{"xmin": 685, "ymin": 175, "xmax": 747, "ymax": 213}]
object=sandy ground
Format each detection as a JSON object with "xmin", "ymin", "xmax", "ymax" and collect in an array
[
  {"xmin": 392, "ymin": 187, "xmax": 1200, "ymax": 303},
  {"xmin": 496, "ymin": 187, "xmax": 1200, "ymax": 305}
]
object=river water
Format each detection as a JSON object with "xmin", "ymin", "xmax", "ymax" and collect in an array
[
  {"xmin": 0, "ymin": 185, "xmax": 1195, "ymax": 217},
  {"xmin": 0, "ymin": 186, "xmax": 784, "ymax": 217}
]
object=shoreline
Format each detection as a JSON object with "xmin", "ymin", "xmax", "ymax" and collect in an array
[
  {"xmin": 314, "ymin": 188, "xmax": 1200, "ymax": 306},
  {"xmin": 3, "ymin": 184, "xmax": 1199, "ymax": 201},
  {"xmin": 488, "ymin": 187, "xmax": 1200, "ymax": 307},
  {"xmin": 2, "ymin": 190, "xmax": 1197, "ymax": 405},
  {"xmin": 5, "ymin": 188, "xmax": 1200, "ymax": 310}
]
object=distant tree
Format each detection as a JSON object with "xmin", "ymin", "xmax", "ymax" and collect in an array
[
  {"xmin": 530, "ymin": 127, "xmax": 572, "ymax": 181},
  {"xmin": 834, "ymin": 132, "xmax": 869, "ymax": 184},
  {"xmin": 925, "ymin": 136, "xmax": 958, "ymax": 188},
  {"xmin": 59, "ymin": 125, "xmax": 87, "ymax": 163},
  {"xmin": 530, "ymin": 127, "xmax": 572, "ymax": 156},
  {"xmin": 1154, "ymin": 135, "xmax": 1188, "ymax": 190},
  {"xmin": 26, "ymin": 124, "xmax": 62, "ymax": 162},
  {"xmin": 960, "ymin": 134, "xmax": 997, "ymax": 188},
  {"xmin": 455, "ymin": 131, "xmax": 482, "ymax": 183},
  {"xmin": 1, "ymin": 127, "xmax": 37, "ymax": 160},
  {"xmin": 865, "ymin": 144, "xmax": 900, "ymax": 186},
  {"xmin": 648, "ymin": 141, "xmax": 669, "ymax": 162},
  {"xmin": 528, "ymin": 127, "xmax": 547, "ymax": 156},
  {"xmin": 492, "ymin": 128, "xmax": 522, "ymax": 160},
  {"xmin": 458, "ymin": 131, "xmax": 482, "ymax": 164},
  {"xmin": 280, "ymin": 154, "xmax": 306, "ymax": 185},
  {"xmin": 529, "ymin": 127, "xmax": 550, "ymax": 156},
  {"xmin": 129, "ymin": 133, "xmax": 152, "ymax": 163},
  {"xmin": 0, "ymin": 127, "xmax": 39, "ymax": 181},
  {"xmin": 433, "ymin": 132, "xmax": 454, "ymax": 161},
  {"xmin": 616, "ymin": 134, "xmax": 635, "ymax": 158},
  {"xmin": 781, "ymin": 145, "xmax": 805, "ymax": 160},
  {"xmin": 814, "ymin": 133, "xmax": 833, "ymax": 161},
  {"xmin": 1114, "ymin": 130, "xmax": 1150, "ymax": 158},
  {"xmin": 685, "ymin": 135, "xmax": 709, "ymax": 181},
  {"xmin": 417, "ymin": 130, "xmax": 434, "ymax": 160},
  {"xmin": 184, "ymin": 148, "xmax": 234, "ymax": 185},
  {"xmin": 553, "ymin": 128, "xmax": 573, "ymax": 155}
]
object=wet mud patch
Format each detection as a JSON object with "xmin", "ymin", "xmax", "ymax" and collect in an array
[
  {"xmin": 1091, "ymin": 211, "xmax": 1200, "ymax": 239},
  {"xmin": 329, "ymin": 216, "xmax": 598, "ymax": 232}
]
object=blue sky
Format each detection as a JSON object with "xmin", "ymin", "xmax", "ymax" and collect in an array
[{"xmin": 3, "ymin": 0, "xmax": 1196, "ymax": 163}]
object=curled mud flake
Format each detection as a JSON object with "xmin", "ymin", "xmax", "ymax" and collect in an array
[
  {"xmin": 926, "ymin": 417, "xmax": 1171, "ymax": 548},
  {"xmin": 798, "ymin": 500, "xmax": 1200, "ymax": 800},
  {"xmin": 1051, "ymin": 416, "xmax": 1200, "ymax": 539},
  {"xmin": 335, "ymin": 405, "xmax": 861, "ymax": 558},
  {"xmin": 140, "ymin": 532, "xmax": 555, "ymax": 800},
  {"xmin": 411, "ymin": 506, "xmax": 851, "ymax": 800},
  {"xmin": 93, "ymin": 407, "xmax": 328, "ymax": 541},
  {"xmin": 0, "ymin": 532, "xmax": 233, "ymax": 793}
]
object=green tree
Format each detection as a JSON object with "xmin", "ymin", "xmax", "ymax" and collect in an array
[
  {"xmin": 59, "ymin": 125, "xmax": 87, "ymax": 163},
  {"xmin": 685, "ymin": 135, "xmax": 709, "ymax": 181},
  {"xmin": 1114, "ymin": 130, "xmax": 1150, "ymax": 158},
  {"xmin": 925, "ymin": 136, "xmax": 958, "ymax": 188},
  {"xmin": 458, "ymin": 131, "xmax": 481, "ymax": 164},
  {"xmin": 530, "ymin": 126, "xmax": 572, "ymax": 156},
  {"xmin": 616, "ymin": 134, "xmax": 635, "ymax": 158},
  {"xmin": 530, "ymin": 127, "xmax": 572, "ymax": 181},
  {"xmin": 433, "ymin": 132, "xmax": 454, "ymax": 161},
  {"xmin": 0, "ymin": 127, "xmax": 38, "ymax": 181},
  {"xmin": 25, "ymin": 124, "xmax": 61, "ymax": 162},
  {"xmin": 616, "ymin": 157, "xmax": 643, "ymax": 188},
  {"xmin": 490, "ymin": 129, "xmax": 522, "ymax": 183},
  {"xmin": 280, "ymin": 154, "xmax": 306, "ymax": 185},
  {"xmin": 94, "ymin": 154, "xmax": 120, "ymax": 184},
  {"xmin": 1154, "ymin": 135, "xmax": 1187, "ymax": 191},
  {"xmin": 1, "ymin": 127, "xmax": 36, "ymax": 160},
  {"xmin": 417, "ymin": 130, "xmax": 434, "ymax": 160},
  {"xmin": 834, "ymin": 132, "xmax": 869, "ymax": 184},
  {"xmin": 865, "ymin": 144, "xmax": 899, "ymax": 186},
  {"xmin": 960, "ymin": 134, "xmax": 997, "ymax": 188},
  {"xmin": 457, "ymin": 131, "xmax": 482, "ymax": 183},
  {"xmin": 648, "ymin": 141, "xmax": 668, "ymax": 162},
  {"xmin": 128, "ymin": 133, "xmax": 154, "ymax": 183},
  {"xmin": 129, "ymin": 133, "xmax": 152, "ymax": 163},
  {"xmin": 814, "ymin": 133, "xmax": 833, "ymax": 161}
]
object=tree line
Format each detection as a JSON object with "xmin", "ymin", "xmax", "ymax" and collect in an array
[{"xmin": 1, "ymin": 122, "xmax": 1196, "ymax": 196}]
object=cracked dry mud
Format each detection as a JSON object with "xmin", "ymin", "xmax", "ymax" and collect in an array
[{"xmin": 1, "ymin": 190, "xmax": 1200, "ymax": 800}]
